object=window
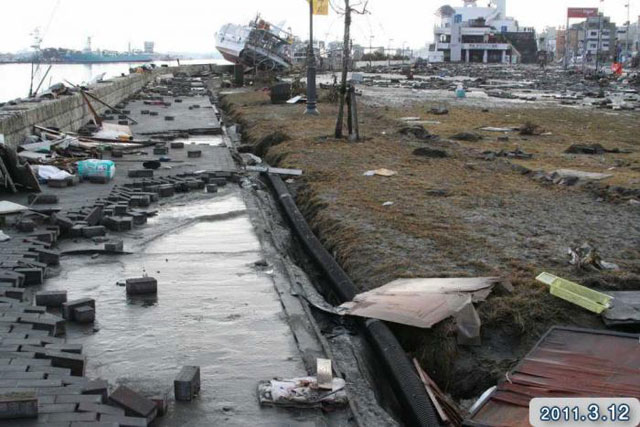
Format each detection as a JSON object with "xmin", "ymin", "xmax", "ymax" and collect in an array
[{"xmin": 589, "ymin": 31, "xmax": 598, "ymax": 37}]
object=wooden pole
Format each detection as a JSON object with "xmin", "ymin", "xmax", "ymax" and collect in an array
[{"xmin": 334, "ymin": 0, "xmax": 351, "ymax": 138}]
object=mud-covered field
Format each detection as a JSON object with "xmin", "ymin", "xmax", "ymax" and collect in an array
[{"xmin": 220, "ymin": 76, "xmax": 640, "ymax": 402}]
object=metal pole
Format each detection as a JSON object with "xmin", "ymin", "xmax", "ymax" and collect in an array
[
  {"xmin": 564, "ymin": 15, "xmax": 569, "ymax": 69},
  {"xmin": 305, "ymin": 0, "xmax": 319, "ymax": 115},
  {"xmin": 596, "ymin": 12, "xmax": 602, "ymax": 72},
  {"xmin": 369, "ymin": 35, "xmax": 373, "ymax": 68},
  {"xmin": 626, "ymin": 1, "xmax": 630, "ymax": 60}
]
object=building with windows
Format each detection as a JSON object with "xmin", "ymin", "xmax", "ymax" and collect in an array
[
  {"xmin": 432, "ymin": 0, "xmax": 537, "ymax": 63},
  {"xmin": 568, "ymin": 15, "xmax": 617, "ymax": 62}
]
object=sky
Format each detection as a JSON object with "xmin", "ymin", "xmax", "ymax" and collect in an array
[{"xmin": 0, "ymin": 0, "xmax": 638, "ymax": 54}]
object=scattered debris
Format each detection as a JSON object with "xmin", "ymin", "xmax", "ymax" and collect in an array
[
  {"xmin": 603, "ymin": 291, "xmax": 640, "ymax": 327},
  {"xmin": 413, "ymin": 359, "xmax": 463, "ymax": 426},
  {"xmin": 413, "ymin": 147, "xmax": 449, "ymax": 158},
  {"xmin": 316, "ymin": 359, "xmax": 333, "ymax": 391},
  {"xmin": 363, "ymin": 168, "xmax": 397, "ymax": 177},
  {"xmin": 399, "ymin": 124, "xmax": 438, "ymax": 141},
  {"xmin": 565, "ymin": 143, "xmax": 621, "ymax": 155},
  {"xmin": 483, "ymin": 148, "xmax": 532, "ymax": 160},
  {"xmin": 429, "ymin": 107, "xmax": 449, "ymax": 115},
  {"xmin": 466, "ymin": 327, "xmax": 640, "ymax": 426},
  {"xmin": 450, "ymin": 132, "xmax": 482, "ymax": 142},
  {"xmin": 337, "ymin": 277, "xmax": 503, "ymax": 328},
  {"xmin": 536, "ymin": 272, "xmax": 613, "ymax": 314},
  {"xmin": 568, "ymin": 243, "xmax": 620, "ymax": 271},
  {"xmin": 519, "ymin": 121, "xmax": 541, "ymax": 136},
  {"xmin": 258, "ymin": 376, "xmax": 348, "ymax": 409},
  {"xmin": 479, "ymin": 127, "xmax": 517, "ymax": 132}
]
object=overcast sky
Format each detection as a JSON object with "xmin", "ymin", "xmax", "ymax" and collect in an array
[{"xmin": 1, "ymin": 0, "xmax": 638, "ymax": 54}]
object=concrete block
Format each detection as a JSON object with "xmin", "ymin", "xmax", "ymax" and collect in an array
[
  {"xmin": 35, "ymin": 291, "xmax": 68, "ymax": 307},
  {"xmin": 28, "ymin": 194, "xmax": 58, "ymax": 205},
  {"xmin": 82, "ymin": 226, "xmax": 106, "ymax": 238},
  {"xmin": 13, "ymin": 268, "xmax": 43, "ymax": 286},
  {"xmin": 170, "ymin": 142, "xmax": 184, "ymax": 149},
  {"xmin": 77, "ymin": 402, "xmax": 125, "ymax": 416},
  {"xmin": 187, "ymin": 150, "xmax": 202, "ymax": 158},
  {"xmin": 129, "ymin": 195, "xmax": 150, "ymax": 208},
  {"xmin": 174, "ymin": 366, "xmax": 200, "ymax": 401},
  {"xmin": 44, "ymin": 344, "xmax": 82, "ymax": 354},
  {"xmin": 111, "ymin": 150, "xmax": 123, "ymax": 158},
  {"xmin": 205, "ymin": 184, "xmax": 218, "ymax": 193},
  {"xmin": 0, "ymin": 390, "xmax": 37, "ymax": 419},
  {"xmin": 82, "ymin": 379, "xmax": 108, "ymax": 402},
  {"xmin": 157, "ymin": 185, "xmax": 174, "ymax": 197},
  {"xmin": 43, "ymin": 351, "xmax": 86, "ymax": 376},
  {"xmin": 100, "ymin": 414, "xmax": 147, "ymax": 426},
  {"xmin": 104, "ymin": 241, "xmax": 124, "ymax": 252},
  {"xmin": 153, "ymin": 147, "xmax": 168, "ymax": 155},
  {"xmin": 102, "ymin": 216, "xmax": 132, "ymax": 232},
  {"xmin": 2, "ymin": 288, "xmax": 24, "ymax": 301},
  {"xmin": 128, "ymin": 170, "xmax": 153, "ymax": 178},
  {"xmin": 38, "ymin": 403, "xmax": 78, "ymax": 413},
  {"xmin": 72, "ymin": 306, "xmax": 95, "ymax": 324},
  {"xmin": 16, "ymin": 220, "xmax": 35, "ymax": 232},
  {"xmin": 0, "ymin": 271, "xmax": 24, "ymax": 287},
  {"xmin": 55, "ymin": 394, "xmax": 102, "ymax": 404},
  {"xmin": 62, "ymin": 299, "xmax": 95, "ymax": 321},
  {"xmin": 30, "ymin": 248, "xmax": 60, "ymax": 266},
  {"xmin": 43, "ymin": 411, "xmax": 98, "ymax": 422},
  {"xmin": 150, "ymin": 393, "xmax": 168, "ymax": 417},
  {"xmin": 125, "ymin": 213, "xmax": 147, "ymax": 226},
  {"xmin": 108, "ymin": 386, "xmax": 157, "ymax": 423},
  {"xmin": 84, "ymin": 206, "xmax": 103, "ymax": 226},
  {"xmin": 125, "ymin": 277, "xmax": 157, "ymax": 296}
]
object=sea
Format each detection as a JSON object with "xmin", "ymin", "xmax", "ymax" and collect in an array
[{"xmin": 0, "ymin": 58, "xmax": 230, "ymax": 103}]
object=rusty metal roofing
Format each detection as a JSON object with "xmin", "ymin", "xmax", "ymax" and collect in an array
[{"xmin": 465, "ymin": 327, "xmax": 640, "ymax": 427}]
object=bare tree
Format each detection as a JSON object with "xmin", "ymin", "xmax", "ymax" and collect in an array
[{"xmin": 334, "ymin": 0, "xmax": 369, "ymax": 139}]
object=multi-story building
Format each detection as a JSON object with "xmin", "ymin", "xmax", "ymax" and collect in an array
[
  {"xmin": 569, "ymin": 15, "xmax": 617, "ymax": 61},
  {"xmin": 432, "ymin": 0, "xmax": 537, "ymax": 63}
]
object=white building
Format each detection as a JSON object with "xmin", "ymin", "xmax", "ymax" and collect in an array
[{"xmin": 432, "ymin": 0, "xmax": 537, "ymax": 63}]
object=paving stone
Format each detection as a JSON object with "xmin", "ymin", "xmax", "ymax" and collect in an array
[
  {"xmin": 30, "ymin": 248, "xmax": 60, "ymax": 266},
  {"xmin": 82, "ymin": 227, "xmax": 106, "ymax": 238},
  {"xmin": 82, "ymin": 380, "xmax": 108, "ymax": 402},
  {"xmin": 43, "ymin": 411, "xmax": 98, "ymax": 422},
  {"xmin": 13, "ymin": 268, "xmax": 43, "ymax": 286},
  {"xmin": 0, "ymin": 390, "xmax": 37, "ymax": 419},
  {"xmin": 72, "ymin": 307, "xmax": 95, "ymax": 324},
  {"xmin": 187, "ymin": 150, "xmax": 202, "ymax": 158},
  {"xmin": 44, "ymin": 344, "xmax": 82, "ymax": 355},
  {"xmin": 77, "ymin": 402, "xmax": 124, "ymax": 416},
  {"xmin": 100, "ymin": 414, "xmax": 147, "ymax": 426},
  {"xmin": 38, "ymin": 403, "xmax": 79, "ymax": 413},
  {"xmin": 205, "ymin": 184, "xmax": 218, "ymax": 193},
  {"xmin": 35, "ymin": 291, "xmax": 68, "ymax": 307},
  {"xmin": 71, "ymin": 422, "xmax": 119, "ymax": 427},
  {"xmin": 28, "ymin": 366, "xmax": 72, "ymax": 377},
  {"xmin": 0, "ymin": 371, "xmax": 45, "ymax": 380},
  {"xmin": 102, "ymin": 217, "xmax": 132, "ymax": 232},
  {"xmin": 10, "ymin": 359, "xmax": 51, "ymax": 367},
  {"xmin": 174, "ymin": 365, "xmax": 200, "ymax": 401},
  {"xmin": 84, "ymin": 207, "xmax": 103, "ymax": 227},
  {"xmin": 150, "ymin": 393, "xmax": 168, "ymax": 417},
  {"xmin": 104, "ymin": 241, "xmax": 123, "ymax": 253},
  {"xmin": 55, "ymin": 394, "xmax": 102, "ymax": 404},
  {"xmin": 43, "ymin": 351, "xmax": 86, "ymax": 377},
  {"xmin": 157, "ymin": 185, "xmax": 175, "ymax": 197},
  {"xmin": 28, "ymin": 194, "xmax": 59, "ymax": 205},
  {"xmin": 170, "ymin": 142, "xmax": 184, "ymax": 149},
  {"xmin": 37, "ymin": 386, "xmax": 83, "ymax": 396},
  {"xmin": 125, "ymin": 278, "xmax": 157, "ymax": 296},
  {"xmin": 1, "ymin": 288, "xmax": 25, "ymax": 301},
  {"xmin": 127, "ymin": 170, "xmax": 153, "ymax": 178},
  {"xmin": 108, "ymin": 386, "xmax": 156, "ymax": 423},
  {"xmin": 62, "ymin": 299, "xmax": 95, "ymax": 321}
]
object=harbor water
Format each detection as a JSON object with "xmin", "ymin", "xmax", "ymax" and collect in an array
[{"xmin": 0, "ymin": 59, "xmax": 229, "ymax": 103}]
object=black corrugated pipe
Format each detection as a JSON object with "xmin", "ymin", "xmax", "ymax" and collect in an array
[{"xmin": 266, "ymin": 173, "xmax": 440, "ymax": 427}]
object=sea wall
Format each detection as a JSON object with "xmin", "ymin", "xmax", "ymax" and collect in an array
[{"xmin": 0, "ymin": 63, "xmax": 228, "ymax": 148}]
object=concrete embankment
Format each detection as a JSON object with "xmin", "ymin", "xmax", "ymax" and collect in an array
[{"xmin": 0, "ymin": 63, "xmax": 231, "ymax": 147}]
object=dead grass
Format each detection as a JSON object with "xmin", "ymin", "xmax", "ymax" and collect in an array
[{"xmin": 221, "ymin": 89, "xmax": 640, "ymax": 398}]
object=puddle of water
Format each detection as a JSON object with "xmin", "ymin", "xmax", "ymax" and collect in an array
[{"xmin": 44, "ymin": 193, "xmax": 321, "ymax": 426}]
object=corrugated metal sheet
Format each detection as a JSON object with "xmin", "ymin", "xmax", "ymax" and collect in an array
[{"xmin": 466, "ymin": 327, "xmax": 640, "ymax": 427}]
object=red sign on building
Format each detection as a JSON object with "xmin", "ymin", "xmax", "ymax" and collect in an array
[{"xmin": 567, "ymin": 8, "xmax": 599, "ymax": 19}]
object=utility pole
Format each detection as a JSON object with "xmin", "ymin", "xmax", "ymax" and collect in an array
[
  {"xmin": 388, "ymin": 38, "xmax": 393, "ymax": 66},
  {"xmin": 596, "ymin": 12, "xmax": 603, "ymax": 72},
  {"xmin": 369, "ymin": 35, "xmax": 374, "ymax": 68},
  {"xmin": 305, "ymin": 0, "xmax": 319, "ymax": 115},
  {"xmin": 626, "ymin": 0, "xmax": 630, "ymax": 61}
]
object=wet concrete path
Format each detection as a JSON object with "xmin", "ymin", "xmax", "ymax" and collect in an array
[{"xmin": 42, "ymin": 189, "xmax": 323, "ymax": 426}]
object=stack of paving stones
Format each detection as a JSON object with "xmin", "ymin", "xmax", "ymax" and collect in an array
[
  {"xmin": 0, "ymin": 229, "xmax": 60, "ymax": 287},
  {"xmin": 0, "ymin": 295, "xmax": 158, "ymax": 425},
  {"xmin": 46, "ymin": 171, "xmax": 237, "ymax": 238}
]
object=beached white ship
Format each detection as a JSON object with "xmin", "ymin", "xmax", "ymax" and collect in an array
[{"xmin": 216, "ymin": 16, "xmax": 293, "ymax": 70}]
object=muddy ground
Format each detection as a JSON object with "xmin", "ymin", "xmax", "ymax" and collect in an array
[{"xmin": 220, "ymin": 76, "xmax": 640, "ymax": 403}]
